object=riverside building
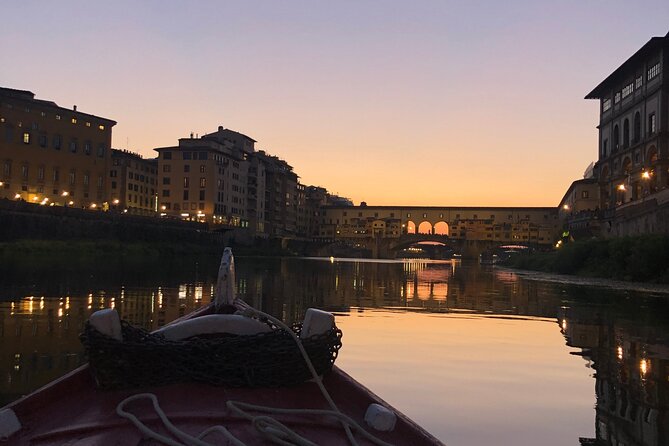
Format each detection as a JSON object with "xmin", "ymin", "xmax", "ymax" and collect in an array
[
  {"xmin": 0, "ymin": 87, "xmax": 115, "ymax": 208},
  {"xmin": 561, "ymin": 31, "xmax": 669, "ymax": 237},
  {"xmin": 109, "ymin": 149, "xmax": 158, "ymax": 214},
  {"xmin": 586, "ymin": 32, "xmax": 668, "ymax": 210},
  {"xmin": 155, "ymin": 127, "xmax": 253, "ymax": 228}
]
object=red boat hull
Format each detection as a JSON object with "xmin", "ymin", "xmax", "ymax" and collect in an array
[{"xmin": 3, "ymin": 303, "xmax": 443, "ymax": 445}]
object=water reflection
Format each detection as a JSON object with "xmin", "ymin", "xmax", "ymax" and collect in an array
[
  {"xmin": 561, "ymin": 301, "xmax": 669, "ymax": 445},
  {"xmin": 1, "ymin": 256, "xmax": 668, "ymax": 445}
]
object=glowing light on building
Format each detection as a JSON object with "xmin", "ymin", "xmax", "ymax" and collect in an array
[
  {"xmin": 617, "ymin": 346, "xmax": 623, "ymax": 360},
  {"xmin": 641, "ymin": 171, "xmax": 651, "ymax": 179},
  {"xmin": 640, "ymin": 359, "xmax": 649, "ymax": 376},
  {"xmin": 61, "ymin": 191, "xmax": 69, "ymax": 197},
  {"xmin": 617, "ymin": 184, "xmax": 626, "ymax": 191}
]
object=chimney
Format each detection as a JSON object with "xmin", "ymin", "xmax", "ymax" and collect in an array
[
  {"xmin": 190, "ymin": 132, "xmax": 194, "ymax": 138},
  {"xmin": 218, "ymin": 126, "xmax": 223, "ymax": 131},
  {"xmin": 73, "ymin": 105, "xmax": 77, "ymax": 111}
]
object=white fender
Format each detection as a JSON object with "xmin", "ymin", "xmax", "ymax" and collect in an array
[
  {"xmin": 155, "ymin": 314, "xmax": 272, "ymax": 341},
  {"xmin": 364, "ymin": 403, "xmax": 397, "ymax": 432},
  {"xmin": 0, "ymin": 408, "xmax": 21, "ymax": 439},
  {"xmin": 300, "ymin": 308, "xmax": 334, "ymax": 339},
  {"xmin": 89, "ymin": 309, "xmax": 123, "ymax": 341}
]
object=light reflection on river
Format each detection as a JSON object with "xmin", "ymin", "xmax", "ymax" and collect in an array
[{"xmin": 1, "ymin": 256, "xmax": 668, "ymax": 446}]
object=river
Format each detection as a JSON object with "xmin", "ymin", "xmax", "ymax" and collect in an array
[{"xmin": 1, "ymin": 256, "xmax": 668, "ymax": 445}]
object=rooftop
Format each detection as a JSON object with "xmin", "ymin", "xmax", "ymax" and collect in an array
[{"xmin": 585, "ymin": 31, "xmax": 669, "ymax": 99}]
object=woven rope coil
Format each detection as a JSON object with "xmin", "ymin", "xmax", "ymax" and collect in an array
[{"xmin": 80, "ymin": 318, "xmax": 343, "ymax": 389}]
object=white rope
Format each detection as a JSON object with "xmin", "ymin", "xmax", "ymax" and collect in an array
[{"xmin": 116, "ymin": 308, "xmax": 395, "ymax": 446}]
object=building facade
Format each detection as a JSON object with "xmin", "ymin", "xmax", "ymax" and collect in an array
[
  {"xmin": 109, "ymin": 149, "xmax": 158, "ymax": 214},
  {"xmin": 586, "ymin": 32, "xmax": 668, "ymax": 209},
  {"xmin": 0, "ymin": 87, "xmax": 115, "ymax": 208}
]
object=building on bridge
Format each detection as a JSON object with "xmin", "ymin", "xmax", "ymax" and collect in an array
[
  {"xmin": 318, "ymin": 205, "xmax": 562, "ymax": 248},
  {"xmin": 561, "ymin": 31, "xmax": 669, "ymax": 237}
]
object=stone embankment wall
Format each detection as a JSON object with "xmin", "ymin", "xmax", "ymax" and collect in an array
[
  {"xmin": 605, "ymin": 191, "xmax": 669, "ymax": 238},
  {"xmin": 0, "ymin": 199, "xmax": 223, "ymax": 245}
]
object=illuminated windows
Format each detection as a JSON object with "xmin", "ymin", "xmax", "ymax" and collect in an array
[{"xmin": 22, "ymin": 132, "xmax": 30, "ymax": 144}]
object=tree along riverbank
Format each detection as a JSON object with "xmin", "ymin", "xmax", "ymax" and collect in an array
[{"xmin": 503, "ymin": 235, "xmax": 669, "ymax": 283}]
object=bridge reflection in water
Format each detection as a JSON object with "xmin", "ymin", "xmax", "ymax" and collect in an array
[{"xmin": 0, "ymin": 257, "xmax": 667, "ymax": 446}]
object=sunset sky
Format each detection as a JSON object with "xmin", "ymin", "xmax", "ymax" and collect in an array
[{"xmin": 2, "ymin": 1, "xmax": 668, "ymax": 206}]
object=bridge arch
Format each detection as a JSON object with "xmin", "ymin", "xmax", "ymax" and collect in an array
[
  {"xmin": 417, "ymin": 221, "xmax": 433, "ymax": 234},
  {"xmin": 434, "ymin": 221, "xmax": 449, "ymax": 236},
  {"xmin": 406, "ymin": 220, "xmax": 416, "ymax": 234}
]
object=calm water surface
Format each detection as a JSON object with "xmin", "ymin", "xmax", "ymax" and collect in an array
[{"xmin": 1, "ymin": 257, "xmax": 668, "ymax": 446}]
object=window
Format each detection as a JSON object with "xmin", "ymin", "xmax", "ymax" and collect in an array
[
  {"xmin": 71, "ymin": 117, "xmax": 77, "ymax": 124},
  {"xmin": 184, "ymin": 177, "xmax": 189, "ymax": 188},
  {"xmin": 184, "ymin": 165, "xmax": 190, "ymax": 173},
  {"xmin": 38, "ymin": 166, "xmax": 44, "ymax": 181},
  {"xmin": 183, "ymin": 152, "xmax": 192, "ymax": 160},
  {"xmin": 55, "ymin": 114, "xmax": 61, "ymax": 120},
  {"xmin": 39, "ymin": 133, "xmax": 47, "ymax": 147},
  {"xmin": 635, "ymin": 76, "xmax": 643, "ymax": 89},
  {"xmin": 200, "ymin": 177, "xmax": 206, "ymax": 188},
  {"xmin": 97, "ymin": 176, "xmax": 103, "ymax": 188},
  {"xmin": 602, "ymin": 139, "xmax": 608, "ymax": 157},
  {"xmin": 648, "ymin": 62, "xmax": 660, "ymax": 80},
  {"xmin": 86, "ymin": 122, "xmax": 91, "ymax": 127},
  {"xmin": 23, "ymin": 132, "xmax": 30, "ymax": 144},
  {"xmin": 127, "ymin": 183, "xmax": 133, "ymax": 191},
  {"xmin": 97, "ymin": 144, "xmax": 106, "ymax": 157},
  {"xmin": 622, "ymin": 83, "xmax": 633, "ymax": 99},
  {"xmin": 83, "ymin": 174, "xmax": 90, "ymax": 186},
  {"xmin": 69, "ymin": 140, "xmax": 77, "ymax": 153},
  {"xmin": 623, "ymin": 119, "xmax": 629, "ymax": 147},
  {"xmin": 162, "ymin": 177, "xmax": 170, "ymax": 185},
  {"xmin": 614, "ymin": 92, "xmax": 621, "ymax": 103},
  {"xmin": 111, "ymin": 181, "xmax": 117, "ymax": 189},
  {"xmin": 581, "ymin": 191, "xmax": 589, "ymax": 199},
  {"xmin": 198, "ymin": 152, "xmax": 207, "ymax": 160},
  {"xmin": 634, "ymin": 112, "xmax": 641, "ymax": 143},
  {"xmin": 183, "ymin": 190, "xmax": 189, "ymax": 200},
  {"xmin": 199, "ymin": 190, "xmax": 205, "ymax": 200},
  {"xmin": 163, "ymin": 165, "xmax": 171, "ymax": 173},
  {"xmin": 21, "ymin": 165, "xmax": 28, "ymax": 179},
  {"xmin": 163, "ymin": 151, "xmax": 172, "ymax": 160},
  {"xmin": 69, "ymin": 171, "xmax": 76, "ymax": 186},
  {"xmin": 162, "ymin": 189, "xmax": 170, "ymax": 197},
  {"xmin": 200, "ymin": 165, "xmax": 206, "ymax": 173},
  {"xmin": 52, "ymin": 168, "xmax": 59, "ymax": 182},
  {"xmin": 84, "ymin": 141, "xmax": 91, "ymax": 155},
  {"xmin": 648, "ymin": 113, "xmax": 656, "ymax": 134},
  {"xmin": 613, "ymin": 124, "xmax": 620, "ymax": 150}
]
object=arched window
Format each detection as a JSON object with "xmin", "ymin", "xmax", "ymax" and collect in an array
[
  {"xmin": 623, "ymin": 119, "xmax": 630, "ymax": 148},
  {"xmin": 613, "ymin": 125, "xmax": 620, "ymax": 151},
  {"xmin": 633, "ymin": 112, "xmax": 641, "ymax": 143}
]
